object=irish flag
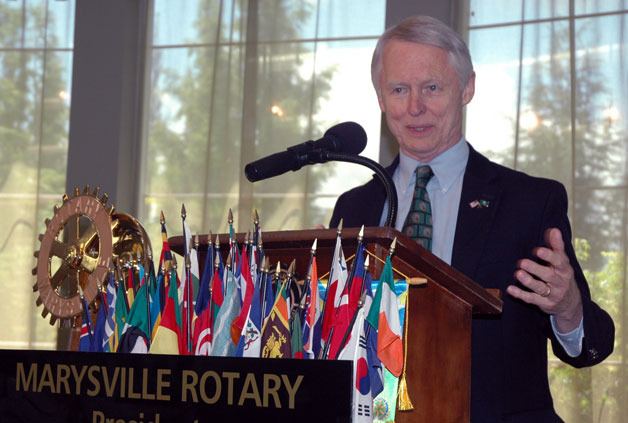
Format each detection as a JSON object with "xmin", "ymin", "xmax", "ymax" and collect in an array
[{"xmin": 366, "ymin": 256, "xmax": 403, "ymax": 377}]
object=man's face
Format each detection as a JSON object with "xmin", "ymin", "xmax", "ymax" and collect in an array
[{"xmin": 377, "ymin": 40, "xmax": 475, "ymax": 162}]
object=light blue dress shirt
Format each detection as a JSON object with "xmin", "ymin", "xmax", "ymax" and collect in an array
[{"xmin": 379, "ymin": 138, "xmax": 583, "ymax": 357}]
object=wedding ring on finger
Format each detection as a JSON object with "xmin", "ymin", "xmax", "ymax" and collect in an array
[{"xmin": 540, "ymin": 284, "xmax": 551, "ymax": 297}]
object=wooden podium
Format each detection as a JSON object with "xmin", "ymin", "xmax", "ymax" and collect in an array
[{"xmin": 172, "ymin": 227, "xmax": 502, "ymax": 422}]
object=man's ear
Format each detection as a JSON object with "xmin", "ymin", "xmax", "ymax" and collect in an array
[{"xmin": 462, "ymin": 72, "xmax": 475, "ymax": 106}]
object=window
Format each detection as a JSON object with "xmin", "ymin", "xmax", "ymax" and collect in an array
[
  {"xmin": 0, "ymin": 0, "xmax": 75, "ymax": 349},
  {"xmin": 465, "ymin": 1, "xmax": 627, "ymax": 421},
  {"xmin": 140, "ymin": 0, "xmax": 386, "ymax": 240}
]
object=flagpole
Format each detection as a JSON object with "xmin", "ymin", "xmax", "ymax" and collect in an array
[
  {"xmin": 181, "ymin": 204, "xmax": 193, "ymax": 355},
  {"xmin": 141, "ymin": 252, "xmax": 151, "ymax": 349},
  {"xmin": 207, "ymin": 244, "xmax": 221, "ymax": 352},
  {"xmin": 298, "ymin": 239, "xmax": 317, "ymax": 324},
  {"xmin": 146, "ymin": 245, "xmax": 156, "ymax": 344},
  {"xmin": 319, "ymin": 219, "xmax": 342, "ymax": 327},
  {"xmin": 244, "ymin": 229, "xmax": 250, "ymax": 262},
  {"xmin": 252, "ymin": 209, "xmax": 259, "ymax": 247},
  {"xmin": 257, "ymin": 230, "xmax": 264, "ymax": 275},
  {"xmin": 118, "ymin": 258, "xmax": 130, "ymax": 313},
  {"xmin": 203, "ymin": 231, "xmax": 214, "ymax": 318},
  {"xmin": 285, "ymin": 259, "xmax": 296, "ymax": 322},
  {"xmin": 261, "ymin": 261, "xmax": 282, "ymax": 334},
  {"xmin": 227, "ymin": 208, "xmax": 235, "ymax": 270},
  {"xmin": 252, "ymin": 209, "xmax": 260, "ymax": 269},
  {"xmin": 358, "ymin": 254, "xmax": 370, "ymax": 303},
  {"xmin": 320, "ymin": 327, "xmax": 334, "ymax": 359},
  {"xmin": 159, "ymin": 211, "xmax": 167, "ymax": 274},
  {"xmin": 214, "ymin": 233, "xmax": 222, "ymax": 294},
  {"xmin": 185, "ymin": 250, "xmax": 192, "ymax": 354},
  {"xmin": 203, "ymin": 231, "xmax": 215, "ymax": 312},
  {"xmin": 345, "ymin": 225, "xmax": 365, "ymax": 293},
  {"xmin": 259, "ymin": 256, "xmax": 268, "ymax": 325}
]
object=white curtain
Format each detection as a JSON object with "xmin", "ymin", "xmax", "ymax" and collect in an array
[
  {"xmin": 466, "ymin": 1, "xmax": 627, "ymax": 421},
  {"xmin": 140, "ymin": 0, "xmax": 385, "ymax": 241},
  {"xmin": 0, "ymin": 0, "xmax": 75, "ymax": 350}
]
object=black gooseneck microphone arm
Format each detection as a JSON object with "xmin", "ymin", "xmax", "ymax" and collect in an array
[
  {"xmin": 308, "ymin": 149, "xmax": 398, "ymax": 228},
  {"xmin": 244, "ymin": 119, "xmax": 398, "ymax": 227}
]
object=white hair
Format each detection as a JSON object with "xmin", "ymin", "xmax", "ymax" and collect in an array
[{"xmin": 371, "ymin": 15, "xmax": 474, "ymax": 95}]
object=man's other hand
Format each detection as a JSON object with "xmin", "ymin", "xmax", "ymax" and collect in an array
[{"xmin": 507, "ymin": 228, "xmax": 583, "ymax": 332}]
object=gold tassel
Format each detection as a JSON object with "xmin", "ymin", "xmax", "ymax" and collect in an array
[
  {"xmin": 397, "ymin": 373, "xmax": 414, "ymax": 410},
  {"xmin": 397, "ymin": 291, "xmax": 414, "ymax": 411}
]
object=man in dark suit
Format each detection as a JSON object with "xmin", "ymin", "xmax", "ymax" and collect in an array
[{"xmin": 330, "ymin": 15, "xmax": 614, "ymax": 422}]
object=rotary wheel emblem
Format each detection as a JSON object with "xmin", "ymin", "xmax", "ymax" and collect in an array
[
  {"xmin": 32, "ymin": 186, "xmax": 153, "ymax": 327},
  {"xmin": 32, "ymin": 187, "xmax": 115, "ymax": 325}
]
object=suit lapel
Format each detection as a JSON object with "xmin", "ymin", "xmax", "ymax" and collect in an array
[
  {"xmin": 368, "ymin": 156, "xmax": 399, "ymax": 225},
  {"xmin": 451, "ymin": 146, "xmax": 502, "ymax": 282}
]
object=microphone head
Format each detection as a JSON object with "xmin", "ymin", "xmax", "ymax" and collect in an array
[{"xmin": 324, "ymin": 121, "xmax": 367, "ymax": 155}]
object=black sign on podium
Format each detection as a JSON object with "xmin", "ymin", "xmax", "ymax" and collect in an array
[{"xmin": 0, "ymin": 349, "xmax": 352, "ymax": 423}]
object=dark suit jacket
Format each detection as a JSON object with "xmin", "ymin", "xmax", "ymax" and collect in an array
[{"xmin": 330, "ymin": 144, "xmax": 614, "ymax": 422}]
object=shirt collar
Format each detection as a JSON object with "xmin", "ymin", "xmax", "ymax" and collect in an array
[{"xmin": 398, "ymin": 138, "xmax": 469, "ymax": 192}]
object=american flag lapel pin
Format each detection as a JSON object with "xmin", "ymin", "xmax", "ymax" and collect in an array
[{"xmin": 469, "ymin": 199, "xmax": 491, "ymax": 209}]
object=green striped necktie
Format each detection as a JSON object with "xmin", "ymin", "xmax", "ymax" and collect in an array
[{"xmin": 402, "ymin": 165, "xmax": 434, "ymax": 250}]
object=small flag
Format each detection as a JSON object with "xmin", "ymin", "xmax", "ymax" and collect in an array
[
  {"xmin": 91, "ymin": 300, "xmax": 106, "ymax": 353},
  {"xmin": 237, "ymin": 269, "xmax": 263, "ymax": 358},
  {"xmin": 103, "ymin": 273, "xmax": 117, "ymax": 352},
  {"xmin": 321, "ymin": 234, "xmax": 348, "ymax": 349},
  {"xmin": 302, "ymin": 258, "xmax": 321, "ymax": 359},
  {"xmin": 338, "ymin": 308, "xmax": 373, "ymax": 423},
  {"xmin": 114, "ymin": 278, "xmax": 129, "ymax": 349},
  {"xmin": 367, "ymin": 256, "xmax": 403, "ymax": 377},
  {"xmin": 211, "ymin": 267, "xmax": 241, "ymax": 357},
  {"xmin": 149, "ymin": 270, "xmax": 163, "ymax": 340},
  {"xmin": 78, "ymin": 297, "xmax": 93, "ymax": 352},
  {"xmin": 192, "ymin": 251, "xmax": 214, "ymax": 356},
  {"xmin": 231, "ymin": 249, "xmax": 255, "ymax": 346},
  {"xmin": 118, "ymin": 284, "xmax": 151, "ymax": 353},
  {"xmin": 328, "ymin": 245, "xmax": 365, "ymax": 359},
  {"xmin": 149, "ymin": 268, "xmax": 182, "ymax": 355},
  {"xmin": 260, "ymin": 282, "xmax": 291, "ymax": 359}
]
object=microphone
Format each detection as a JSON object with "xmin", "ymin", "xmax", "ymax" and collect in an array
[{"xmin": 244, "ymin": 121, "xmax": 367, "ymax": 182}]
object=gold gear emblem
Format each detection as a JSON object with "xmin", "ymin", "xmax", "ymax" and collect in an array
[{"xmin": 32, "ymin": 186, "xmax": 152, "ymax": 325}]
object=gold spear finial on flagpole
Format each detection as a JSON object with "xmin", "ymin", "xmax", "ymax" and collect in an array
[
  {"xmin": 214, "ymin": 249, "xmax": 220, "ymax": 270},
  {"xmin": 275, "ymin": 261, "xmax": 282, "ymax": 281},
  {"xmin": 389, "ymin": 237, "xmax": 397, "ymax": 257},
  {"xmin": 260, "ymin": 255, "xmax": 267, "ymax": 272}
]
